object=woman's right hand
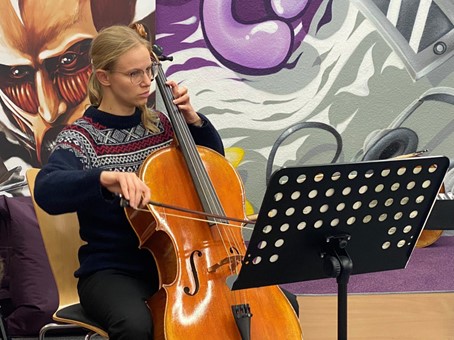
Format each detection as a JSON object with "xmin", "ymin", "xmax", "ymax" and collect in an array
[{"xmin": 100, "ymin": 171, "xmax": 151, "ymax": 209}]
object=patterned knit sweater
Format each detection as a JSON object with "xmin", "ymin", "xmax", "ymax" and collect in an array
[{"xmin": 34, "ymin": 106, "xmax": 224, "ymax": 278}]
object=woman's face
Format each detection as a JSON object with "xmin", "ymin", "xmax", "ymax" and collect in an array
[{"xmin": 104, "ymin": 44, "xmax": 154, "ymax": 115}]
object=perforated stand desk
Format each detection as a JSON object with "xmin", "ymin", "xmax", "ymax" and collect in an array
[{"xmin": 232, "ymin": 156, "xmax": 449, "ymax": 340}]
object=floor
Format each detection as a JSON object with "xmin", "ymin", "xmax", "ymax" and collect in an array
[
  {"xmin": 298, "ymin": 292, "xmax": 454, "ymax": 340},
  {"xmin": 8, "ymin": 292, "xmax": 454, "ymax": 339}
]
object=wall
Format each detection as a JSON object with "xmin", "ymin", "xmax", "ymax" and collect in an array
[
  {"xmin": 155, "ymin": 0, "xmax": 454, "ymax": 215},
  {"xmin": 0, "ymin": 0, "xmax": 155, "ymax": 195},
  {"xmin": 1, "ymin": 0, "xmax": 454, "ymax": 217}
]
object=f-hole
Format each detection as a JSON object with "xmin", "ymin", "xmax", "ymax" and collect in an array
[{"xmin": 183, "ymin": 250, "xmax": 202, "ymax": 296}]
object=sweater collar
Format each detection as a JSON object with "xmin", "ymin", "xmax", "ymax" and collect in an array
[{"xmin": 84, "ymin": 106, "xmax": 142, "ymax": 129}]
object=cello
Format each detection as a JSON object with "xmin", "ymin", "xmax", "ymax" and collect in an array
[
  {"xmin": 394, "ymin": 152, "xmax": 444, "ymax": 248},
  {"xmin": 125, "ymin": 25, "xmax": 303, "ymax": 340},
  {"xmin": 415, "ymin": 183, "xmax": 445, "ymax": 248}
]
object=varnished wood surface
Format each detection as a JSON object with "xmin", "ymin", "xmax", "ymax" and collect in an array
[
  {"xmin": 298, "ymin": 292, "xmax": 454, "ymax": 340},
  {"xmin": 26, "ymin": 168, "xmax": 83, "ymax": 308}
]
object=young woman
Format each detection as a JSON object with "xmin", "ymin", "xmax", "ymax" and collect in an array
[
  {"xmin": 34, "ymin": 25, "xmax": 224, "ymax": 340},
  {"xmin": 35, "ymin": 25, "xmax": 299, "ymax": 340}
]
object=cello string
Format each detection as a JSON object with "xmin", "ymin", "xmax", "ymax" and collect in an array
[
  {"xmin": 168, "ymin": 94, "xmax": 244, "ymax": 259},
  {"xmin": 161, "ymin": 72, "xmax": 247, "ymax": 306},
  {"xmin": 153, "ymin": 53, "xmax": 236, "ymax": 245},
  {"xmin": 157, "ymin": 65, "xmax": 238, "ymax": 271},
  {"xmin": 157, "ymin": 64, "xmax": 246, "ymax": 304},
  {"xmin": 177, "ymin": 114, "xmax": 245, "ymax": 273},
  {"xmin": 174, "ymin": 110, "xmax": 247, "ymax": 302}
]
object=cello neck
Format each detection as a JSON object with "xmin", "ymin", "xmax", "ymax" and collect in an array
[
  {"xmin": 154, "ymin": 63, "xmax": 225, "ymax": 221},
  {"xmin": 154, "ymin": 64, "xmax": 193, "ymax": 150}
]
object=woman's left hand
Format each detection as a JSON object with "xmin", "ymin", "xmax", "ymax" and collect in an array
[{"xmin": 166, "ymin": 80, "xmax": 203, "ymax": 126}]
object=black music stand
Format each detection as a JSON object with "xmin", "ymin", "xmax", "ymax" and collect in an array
[{"xmin": 232, "ymin": 156, "xmax": 449, "ymax": 340}]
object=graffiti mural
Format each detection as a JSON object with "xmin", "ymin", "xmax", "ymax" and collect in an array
[
  {"xmin": 1, "ymin": 0, "xmax": 454, "ymax": 207},
  {"xmin": 0, "ymin": 0, "xmax": 154, "ymax": 195},
  {"xmin": 156, "ymin": 0, "xmax": 454, "ymax": 211}
]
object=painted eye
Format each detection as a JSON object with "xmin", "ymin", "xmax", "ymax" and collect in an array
[
  {"xmin": 10, "ymin": 66, "xmax": 31, "ymax": 79},
  {"xmin": 60, "ymin": 53, "xmax": 77, "ymax": 66}
]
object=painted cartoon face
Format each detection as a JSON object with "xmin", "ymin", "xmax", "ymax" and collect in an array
[{"xmin": 0, "ymin": 0, "xmax": 98, "ymax": 163}]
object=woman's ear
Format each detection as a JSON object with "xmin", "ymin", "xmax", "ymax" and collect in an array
[{"xmin": 95, "ymin": 69, "xmax": 111, "ymax": 86}]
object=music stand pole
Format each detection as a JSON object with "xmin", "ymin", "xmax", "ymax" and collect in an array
[{"xmin": 323, "ymin": 234, "xmax": 353, "ymax": 340}]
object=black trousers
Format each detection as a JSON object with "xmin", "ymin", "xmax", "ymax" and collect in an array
[
  {"xmin": 78, "ymin": 269, "xmax": 156, "ymax": 340},
  {"xmin": 78, "ymin": 269, "xmax": 299, "ymax": 340}
]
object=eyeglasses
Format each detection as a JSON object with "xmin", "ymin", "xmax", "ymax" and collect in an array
[{"xmin": 110, "ymin": 62, "xmax": 159, "ymax": 85}]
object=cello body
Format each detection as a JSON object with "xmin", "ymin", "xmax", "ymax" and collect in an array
[{"xmin": 125, "ymin": 144, "xmax": 303, "ymax": 339}]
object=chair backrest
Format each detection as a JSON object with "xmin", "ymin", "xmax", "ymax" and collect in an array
[{"xmin": 26, "ymin": 168, "xmax": 85, "ymax": 309}]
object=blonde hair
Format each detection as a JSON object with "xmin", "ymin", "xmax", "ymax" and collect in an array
[{"xmin": 88, "ymin": 25, "xmax": 160, "ymax": 132}]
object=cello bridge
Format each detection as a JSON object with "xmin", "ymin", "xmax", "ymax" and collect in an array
[{"xmin": 207, "ymin": 254, "xmax": 243, "ymax": 273}]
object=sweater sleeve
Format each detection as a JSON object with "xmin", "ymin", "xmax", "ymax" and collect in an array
[
  {"xmin": 34, "ymin": 149, "xmax": 106, "ymax": 215},
  {"xmin": 188, "ymin": 113, "xmax": 225, "ymax": 156}
]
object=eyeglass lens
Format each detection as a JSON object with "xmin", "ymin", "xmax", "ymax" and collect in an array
[{"xmin": 130, "ymin": 63, "xmax": 159, "ymax": 84}]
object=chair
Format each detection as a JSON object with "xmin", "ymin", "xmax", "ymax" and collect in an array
[
  {"xmin": 26, "ymin": 168, "xmax": 108, "ymax": 340},
  {"xmin": 0, "ymin": 307, "xmax": 7, "ymax": 340}
]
